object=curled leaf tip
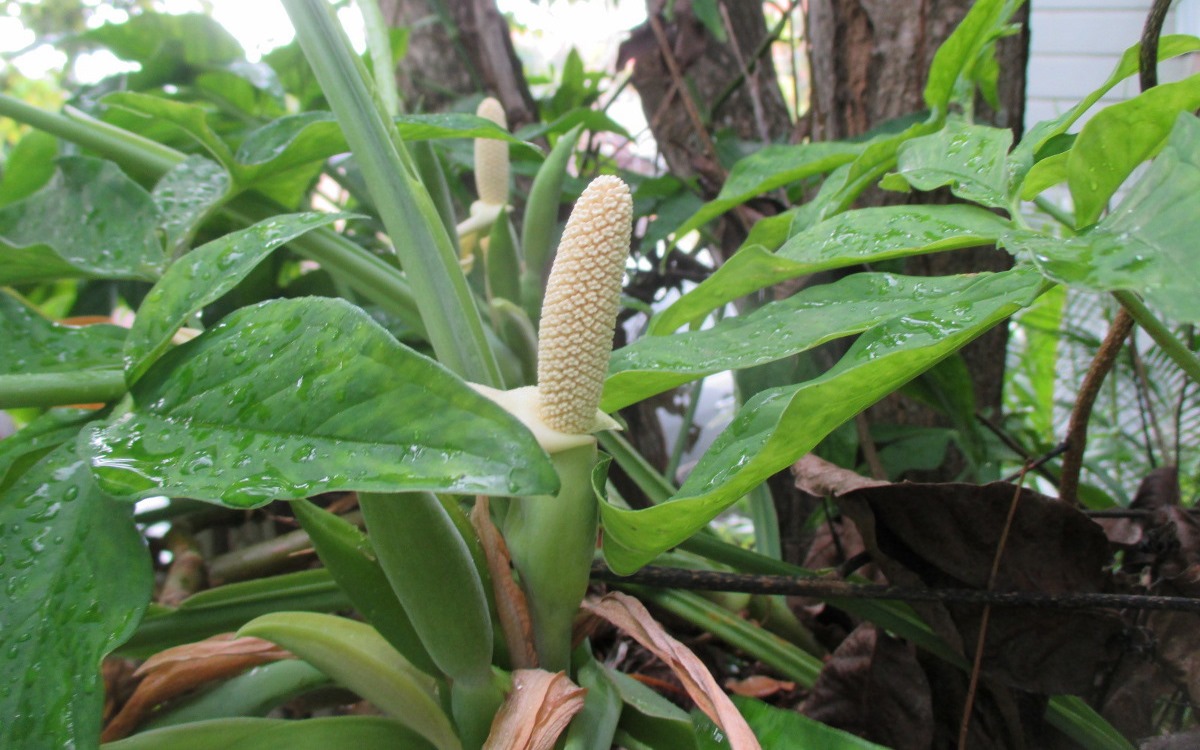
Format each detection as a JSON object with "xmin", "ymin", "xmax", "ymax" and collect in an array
[
  {"xmin": 537, "ymin": 175, "xmax": 633, "ymax": 434},
  {"xmin": 475, "ymin": 96, "xmax": 510, "ymax": 206}
]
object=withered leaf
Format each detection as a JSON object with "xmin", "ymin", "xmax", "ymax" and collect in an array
[
  {"xmin": 801, "ymin": 624, "xmax": 933, "ymax": 750},
  {"xmin": 483, "ymin": 669, "xmax": 586, "ymax": 750}
]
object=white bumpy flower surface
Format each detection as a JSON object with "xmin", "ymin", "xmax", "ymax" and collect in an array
[
  {"xmin": 536, "ymin": 175, "xmax": 633, "ymax": 434},
  {"xmin": 474, "ymin": 97, "xmax": 510, "ymax": 207}
]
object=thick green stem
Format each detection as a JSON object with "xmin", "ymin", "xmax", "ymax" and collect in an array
[
  {"xmin": 283, "ymin": 0, "xmax": 500, "ymax": 386},
  {"xmin": 1114, "ymin": 290, "xmax": 1200, "ymax": 383},
  {"xmin": 504, "ymin": 443, "xmax": 600, "ymax": 672},
  {"xmin": 0, "ymin": 370, "xmax": 126, "ymax": 409}
]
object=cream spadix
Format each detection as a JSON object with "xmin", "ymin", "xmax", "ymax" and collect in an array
[{"xmin": 469, "ymin": 175, "xmax": 630, "ymax": 451}]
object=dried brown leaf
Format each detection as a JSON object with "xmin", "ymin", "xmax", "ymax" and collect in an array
[
  {"xmin": 471, "ymin": 496, "xmax": 538, "ymax": 669},
  {"xmin": 583, "ymin": 591, "xmax": 761, "ymax": 750},
  {"xmin": 725, "ymin": 675, "xmax": 796, "ymax": 698},
  {"xmin": 483, "ymin": 669, "xmax": 586, "ymax": 750},
  {"xmin": 793, "ymin": 454, "xmax": 888, "ymax": 498},
  {"xmin": 838, "ymin": 482, "xmax": 1122, "ymax": 694},
  {"xmin": 801, "ymin": 624, "xmax": 933, "ymax": 750},
  {"xmin": 102, "ymin": 634, "xmax": 292, "ymax": 741}
]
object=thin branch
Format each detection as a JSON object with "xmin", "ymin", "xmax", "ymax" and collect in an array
[
  {"xmin": 1059, "ymin": 309, "xmax": 1135, "ymax": 505},
  {"xmin": 591, "ymin": 563, "xmax": 1200, "ymax": 613},
  {"xmin": 1139, "ymin": 0, "xmax": 1176, "ymax": 91}
]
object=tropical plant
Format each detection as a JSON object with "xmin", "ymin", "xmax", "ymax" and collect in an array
[{"xmin": 1, "ymin": 0, "xmax": 1199, "ymax": 748}]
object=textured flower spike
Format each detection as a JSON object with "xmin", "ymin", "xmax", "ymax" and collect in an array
[
  {"xmin": 474, "ymin": 97, "xmax": 510, "ymax": 207},
  {"xmin": 468, "ymin": 175, "xmax": 630, "ymax": 452},
  {"xmin": 537, "ymin": 175, "xmax": 632, "ymax": 434}
]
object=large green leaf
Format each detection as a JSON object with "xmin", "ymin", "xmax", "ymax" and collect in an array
[
  {"xmin": 239, "ymin": 612, "xmax": 457, "ymax": 750},
  {"xmin": 1, "ymin": 290, "xmax": 126, "ymax": 376},
  {"xmin": 674, "ymin": 142, "xmax": 867, "ymax": 236},
  {"xmin": 1010, "ymin": 35, "xmax": 1200, "ymax": 187},
  {"xmin": 0, "ymin": 129, "xmax": 58, "ymax": 207},
  {"xmin": 153, "ymin": 156, "xmax": 233, "ymax": 257},
  {"xmin": 1068, "ymin": 74, "xmax": 1200, "ymax": 227},
  {"xmin": 652, "ymin": 204, "xmax": 1012, "ymax": 333},
  {"xmin": 0, "ymin": 156, "xmax": 164, "ymax": 283},
  {"xmin": 695, "ymin": 696, "xmax": 889, "ymax": 749},
  {"xmin": 0, "ymin": 409, "xmax": 96, "ymax": 490},
  {"xmin": 86, "ymin": 297, "xmax": 557, "ymax": 507},
  {"xmin": 102, "ymin": 717, "xmax": 436, "ymax": 750},
  {"xmin": 1005, "ymin": 114, "xmax": 1200, "ymax": 323},
  {"xmin": 602, "ymin": 267, "xmax": 1043, "ymax": 573},
  {"xmin": 0, "ymin": 442, "xmax": 152, "ymax": 749},
  {"xmin": 881, "ymin": 119, "xmax": 1013, "ymax": 208},
  {"xmin": 924, "ymin": 0, "xmax": 1022, "ymax": 113},
  {"xmin": 124, "ymin": 212, "xmax": 348, "ymax": 383},
  {"xmin": 606, "ymin": 271, "xmax": 1001, "ymax": 411},
  {"xmin": 80, "ymin": 11, "xmax": 243, "ymax": 88}
]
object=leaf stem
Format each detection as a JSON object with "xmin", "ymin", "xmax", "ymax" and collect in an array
[
  {"xmin": 0, "ymin": 370, "xmax": 126, "ymax": 409},
  {"xmin": 1113, "ymin": 290, "xmax": 1200, "ymax": 383}
]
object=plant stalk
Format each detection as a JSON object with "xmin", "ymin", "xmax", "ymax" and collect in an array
[
  {"xmin": 0, "ymin": 370, "xmax": 126, "ymax": 409},
  {"xmin": 1114, "ymin": 290, "xmax": 1200, "ymax": 384}
]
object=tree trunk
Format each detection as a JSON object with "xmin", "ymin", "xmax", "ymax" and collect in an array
[{"xmin": 807, "ymin": 0, "xmax": 1030, "ymax": 481}]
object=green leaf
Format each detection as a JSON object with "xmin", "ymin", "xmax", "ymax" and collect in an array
[
  {"xmin": 234, "ymin": 112, "xmax": 538, "ymax": 187},
  {"xmin": 153, "ymin": 156, "xmax": 233, "ymax": 257},
  {"xmin": 80, "ymin": 11, "xmax": 244, "ymax": 88},
  {"xmin": 675, "ymin": 142, "xmax": 867, "ymax": 236},
  {"xmin": 1, "ymin": 442, "xmax": 153, "ymax": 749},
  {"xmin": 602, "ymin": 267, "xmax": 1043, "ymax": 573},
  {"xmin": 86, "ymin": 297, "xmax": 557, "ymax": 507},
  {"xmin": 1019, "ymin": 150, "xmax": 1068, "ymax": 199},
  {"xmin": 694, "ymin": 696, "xmax": 889, "ymax": 749},
  {"xmin": 239, "ymin": 612, "xmax": 458, "ymax": 750},
  {"xmin": 0, "ymin": 290, "xmax": 126, "ymax": 376},
  {"xmin": 0, "ymin": 129, "xmax": 58, "ymax": 206},
  {"xmin": 102, "ymin": 717, "xmax": 437, "ymax": 750},
  {"xmin": 124, "ymin": 212, "xmax": 348, "ymax": 383},
  {"xmin": 1068, "ymin": 74, "xmax": 1200, "ymax": 227},
  {"xmin": 0, "ymin": 156, "xmax": 164, "ymax": 283},
  {"xmin": 1006, "ymin": 115, "xmax": 1200, "ymax": 323},
  {"xmin": 103, "ymin": 92, "xmax": 236, "ymax": 168},
  {"xmin": 290, "ymin": 499, "xmax": 437, "ymax": 675},
  {"xmin": 883, "ymin": 119, "xmax": 1013, "ymax": 208},
  {"xmin": 141, "ymin": 661, "xmax": 330, "ymax": 730},
  {"xmin": 652, "ymin": 204, "xmax": 1012, "ymax": 333},
  {"xmin": 606, "ymin": 271, "xmax": 1003, "ymax": 411},
  {"xmin": 608, "ymin": 668, "xmax": 699, "ymax": 750},
  {"xmin": 1009, "ymin": 35, "xmax": 1200, "ymax": 186},
  {"xmin": 924, "ymin": 0, "xmax": 1020, "ymax": 112},
  {"xmin": 0, "ymin": 409, "xmax": 96, "ymax": 490}
]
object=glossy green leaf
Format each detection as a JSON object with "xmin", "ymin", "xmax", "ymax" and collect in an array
[
  {"xmin": 1046, "ymin": 696, "xmax": 1136, "ymax": 750},
  {"xmin": 1005, "ymin": 114, "xmax": 1200, "ymax": 323},
  {"xmin": 924, "ymin": 0, "xmax": 1020, "ymax": 112},
  {"xmin": 290, "ymin": 498, "xmax": 437, "ymax": 675},
  {"xmin": 239, "ymin": 612, "xmax": 458, "ymax": 750},
  {"xmin": 607, "ymin": 271, "xmax": 1000, "ymax": 411},
  {"xmin": 0, "ymin": 129, "xmax": 58, "ymax": 206},
  {"xmin": 675, "ymin": 141, "xmax": 867, "ymax": 236},
  {"xmin": 234, "ymin": 111, "xmax": 537, "ymax": 187},
  {"xmin": 1009, "ymin": 35, "xmax": 1200, "ymax": 186},
  {"xmin": 195, "ymin": 61, "xmax": 288, "ymax": 120},
  {"xmin": 608, "ymin": 667, "xmax": 699, "ymax": 750},
  {"xmin": 0, "ymin": 409, "xmax": 95, "ymax": 490},
  {"xmin": 0, "ymin": 156, "xmax": 163, "ymax": 283},
  {"xmin": 652, "ymin": 204, "xmax": 1012, "ymax": 333},
  {"xmin": 1, "ymin": 290, "xmax": 126, "ymax": 376},
  {"xmin": 86, "ymin": 297, "xmax": 557, "ymax": 507},
  {"xmin": 1068, "ymin": 74, "xmax": 1200, "ymax": 227},
  {"xmin": 153, "ymin": 156, "xmax": 233, "ymax": 256},
  {"xmin": 603, "ymin": 267, "xmax": 1043, "ymax": 573},
  {"xmin": 142, "ymin": 660, "xmax": 329, "ymax": 730},
  {"xmin": 694, "ymin": 696, "xmax": 888, "ymax": 749},
  {"xmin": 103, "ymin": 92, "xmax": 236, "ymax": 168},
  {"xmin": 882, "ymin": 119, "xmax": 1013, "ymax": 208},
  {"xmin": 102, "ymin": 717, "xmax": 436, "ymax": 750},
  {"xmin": 563, "ymin": 645, "xmax": 622, "ymax": 750},
  {"xmin": 1019, "ymin": 150, "xmax": 1068, "ymax": 199},
  {"xmin": 1, "ymin": 442, "xmax": 152, "ymax": 749},
  {"xmin": 124, "ymin": 212, "xmax": 348, "ymax": 383},
  {"xmin": 119, "ymin": 569, "xmax": 349, "ymax": 658},
  {"xmin": 521, "ymin": 123, "xmax": 583, "ymax": 321}
]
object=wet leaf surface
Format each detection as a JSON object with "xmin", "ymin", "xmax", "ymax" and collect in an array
[
  {"xmin": 87, "ymin": 297, "xmax": 557, "ymax": 507},
  {"xmin": 0, "ymin": 290, "xmax": 127, "ymax": 376}
]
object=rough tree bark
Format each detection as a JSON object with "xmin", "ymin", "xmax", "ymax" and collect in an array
[{"xmin": 807, "ymin": 0, "xmax": 1031, "ymax": 481}]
